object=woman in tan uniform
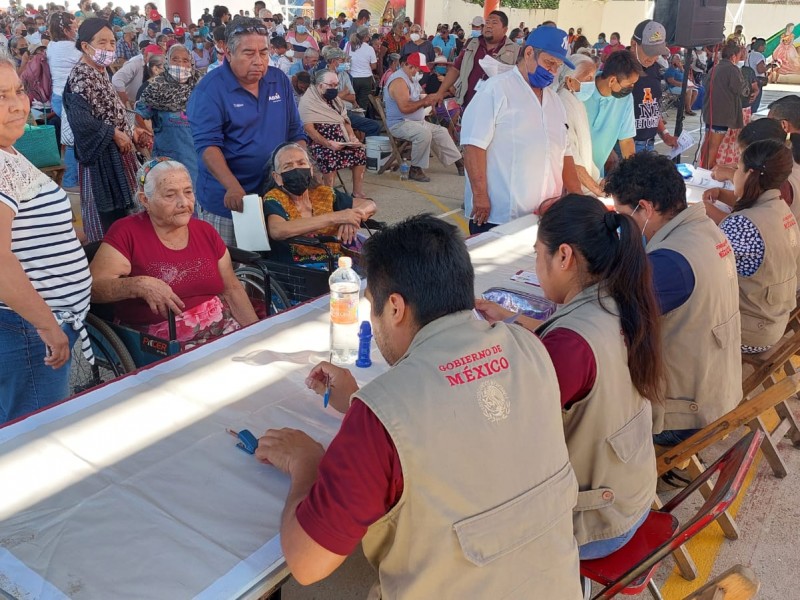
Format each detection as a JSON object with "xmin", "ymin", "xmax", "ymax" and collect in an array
[{"xmin": 477, "ymin": 195, "xmax": 662, "ymax": 559}]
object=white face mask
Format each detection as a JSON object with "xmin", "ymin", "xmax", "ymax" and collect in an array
[
  {"xmin": 736, "ymin": 60, "xmax": 745, "ymax": 67},
  {"xmin": 173, "ymin": 16, "xmax": 180, "ymax": 23},
  {"xmin": 410, "ymin": 33, "xmax": 420, "ymax": 42},
  {"xmin": 413, "ymin": 72, "xmax": 423, "ymax": 82},
  {"xmin": 286, "ymin": 49, "xmax": 295, "ymax": 59}
]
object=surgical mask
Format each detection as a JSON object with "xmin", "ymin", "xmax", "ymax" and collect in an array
[
  {"xmin": 574, "ymin": 80, "xmax": 596, "ymax": 101},
  {"xmin": 168, "ymin": 64, "xmax": 192, "ymax": 83},
  {"xmin": 457, "ymin": 32, "xmax": 464, "ymax": 39},
  {"xmin": 296, "ymin": 25, "xmax": 307, "ymax": 34},
  {"xmin": 196, "ymin": 42, "xmax": 204, "ymax": 49},
  {"xmin": 279, "ymin": 167, "xmax": 312, "ymax": 195},
  {"xmin": 215, "ymin": 45, "xmax": 225, "ymax": 56},
  {"xmin": 286, "ymin": 49, "xmax": 295, "ymax": 58},
  {"xmin": 364, "ymin": 20, "xmax": 370, "ymax": 28},
  {"xmin": 336, "ymin": 63, "xmax": 349, "ymax": 73},
  {"xmin": 323, "ymin": 88, "xmax": 338, "ymax": 101},
  {"xmin": 471, "ymin": 29, "xmax": 480, "ymax": 38},
  {"xmin": 410, "ymin": 33, "xmax": 420, "ymax": 42},
  {"xmin": 88, "ymin": 44, "xmax": 115, "ymax": 67},
  {"xmin": 115, "ymin": 30, "xmax": 123, "ymax": 39},
  {"xmin": 736, "ymin": 60, "xmax": 745, "ymax": 67},
  {"xmin": 38, "ymin": 25, "xmax": 46, "ymax": 33},
  {"xmin": 413, "ymin": 72, "xmax": 423, "ymax": 82},
  {"xmin": 515, "ymin": 37, "xmax": 523, "ymax": 45},
  {"xmin": 403, "ymin": 27, "xmax": 408, "ymax": 34},
  {"xmin": 527, "ymin": 64, "xmax": 554, "ymax": 88},
  {"xmin": 173, "ymin": 16, "xmax": 180, "ymax": 23},
  {"xmin": 631, "ymin": 205, "xmax": 648, "ymax": 246},
  {"xmin": 435, "ymin": 66, "xmax": 446, "ymax": 75}
]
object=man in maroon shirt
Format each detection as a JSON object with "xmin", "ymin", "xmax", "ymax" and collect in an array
[
  {"xmin": 432, "ymin": 10, "xmax": 521, "ymax": 110},
  {"xmin": 254, "ymin": 215, "xmax": 581, "ymax": 595}
]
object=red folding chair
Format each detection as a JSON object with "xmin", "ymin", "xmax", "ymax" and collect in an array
[{"xmin": 580, "ymin": 430, "xmax": 764, "ymax": 600}]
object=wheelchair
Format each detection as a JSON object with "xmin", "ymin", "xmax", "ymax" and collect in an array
[{"xmin": 69, "ymin": 244, "xmax": 272, "ymax": 396}]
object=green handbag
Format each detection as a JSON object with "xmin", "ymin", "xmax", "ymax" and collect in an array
[{"xmin": 15, "ymin": 118, "xmax": 61, "ymax": 169}]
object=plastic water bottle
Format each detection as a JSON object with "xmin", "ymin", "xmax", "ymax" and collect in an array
[
  {"xmin": 329, "ymin": 257, "xmax": 361, "ymax": 364},
  {"xmin": 399, "ymin": 160, "xmax": 410, "ymax": 181}
]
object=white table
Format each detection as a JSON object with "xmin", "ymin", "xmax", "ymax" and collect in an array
[{"xmin": 0, "ymin": 217, "xmax": 541, "ymax": 600}]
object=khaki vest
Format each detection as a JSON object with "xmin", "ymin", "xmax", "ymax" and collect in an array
[
  {"xmin": 646, "ymin": 203, "xmax": 743, "ymax": 432},
  {"xmin": 536, "ymin": 287, "xmax": 656, "ymax": 546},
  {"xmin": 723, "ymin": 189, "xmax": 800, "ymax": 347},
  {"xmin": 358, "ymin": 311, "xmax": 582, "ymax": 600},
  {"xmin": 455, "ymin": 36, "xmax": 521, "ymax": 105}
]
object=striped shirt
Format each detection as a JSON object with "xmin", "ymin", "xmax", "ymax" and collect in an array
[{"xmin": 0, "ymin": 148, "xmax": 93, "ymax": 360}]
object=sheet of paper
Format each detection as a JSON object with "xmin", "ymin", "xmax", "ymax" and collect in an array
[
  {"xmin": 230, "ymin": 194, "xmax": 270, "ymax": 252},
  {"xmin": 511, "ymin": 269, "xmax": 541, "ymax": 287},
  {"xmin": 668, "ymin": 131, "xmax": 695, "ymax": 158}
]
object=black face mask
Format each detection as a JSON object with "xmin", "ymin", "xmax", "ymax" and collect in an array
[
  {"xmin": 611, "ymin": 80, "xmax": 634, "ymax": 98},
  {"xmin": 323, "ymin": 88, "xmax": 338, "ymax": 101},
  {"xmin": 279, "ymin": 167, "xmax": 312, "ymax": 195}
]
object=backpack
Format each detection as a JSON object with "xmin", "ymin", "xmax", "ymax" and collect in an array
[{"xmin": 20, "ymin": 53, "xmax": 52, "ymax": 105}]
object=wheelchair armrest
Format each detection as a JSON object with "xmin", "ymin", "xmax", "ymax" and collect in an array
[{"xmin": 227, "ymin": 245, "xmax": 263, "ymax": 266}]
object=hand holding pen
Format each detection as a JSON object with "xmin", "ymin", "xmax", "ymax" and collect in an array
[{"xmin": 306, "ymin": 362, "xmax": 359, "ymax": 414}]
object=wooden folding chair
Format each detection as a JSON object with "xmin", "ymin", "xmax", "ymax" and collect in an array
[
  {"xmin": 740, "ymin": 308, "xmax": 800, "ymax": 477},
  {"xmin": 367, "ymin": 95, "xmax": 411, "ymax": 175},
  {"xmin": 653, "ymin": 375, "xmax": 800, "ymax": 580}
]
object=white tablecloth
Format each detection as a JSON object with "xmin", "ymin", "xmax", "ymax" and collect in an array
[{"xmin": 0, "ymin": 217, "xmax": 541, "ymax": 600}]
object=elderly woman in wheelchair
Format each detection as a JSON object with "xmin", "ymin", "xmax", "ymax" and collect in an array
[
  {"xmin": 261, "ymin": 142, "xmax": 377, "ymax": 266},
  {"xmin": 89, "ymin": 158, "xmax": 259, "ymax": 350}
]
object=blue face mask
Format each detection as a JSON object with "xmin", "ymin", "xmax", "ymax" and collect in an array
[
  {"xmin": 574, "ymin": 80, "xmax": 596, "ymax": 101},
  {"xmin": 336, "ymin": 63, "xmax": 348, "ymax": 73},
  {"xmin": 115, "ymin": 30, "xmax": 123, "ymax": 39},
  {"xmin": 196, "ymin": 42, "xmax": 204, "ymax": 49},
  {"xmin": 364, "ymin": 21, "xmax": 370, "ymax": 28},
  {"xmin": 435, "ymin": 66, "xmax": 446, "ymax": 75},
  {"xmin": 470, "ymin": 29, "xmax": 481, "ymax": 38},
  {"xmin": 296, "ymin": 25, "xmax": 307, "ymax": 34},
  {"xmin": 199, "ymin": 26, "xmax": 209, "ymax": 37},
  {"xmin": 515, "ymin": 37, "xmax": 523, "ymax": 45},
  {"xmin": 527, "ymin": 64, "xmax": 554, "ymax": 89},
  {"xmin": 38, "ymin": 25, "xmax": 46, "ymax": 33}
]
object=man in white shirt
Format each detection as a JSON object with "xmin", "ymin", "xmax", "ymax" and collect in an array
[{"xmin": 462, "ymin": 26, "xmax": 581, "ymax": 234}]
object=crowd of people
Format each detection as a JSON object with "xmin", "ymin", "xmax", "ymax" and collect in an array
[{"xmin": 2, "ymin": 2, "xmax": 800, "ymax": 596}]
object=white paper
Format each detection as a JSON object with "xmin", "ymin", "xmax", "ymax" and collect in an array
[
  {"xmin": 668, "ymin": 131, "xmax": 695, "ymax": 159},
  {"xmin": 511, "ymin": 269, "xmax": 541, "ymax": 287},
  {"xmin": 684, "ymin": 165, "xmax": 735, "ymax": 191},
  {"xmin": 231, "ymin": 194, "xmax": 271, "ymax": 252}
]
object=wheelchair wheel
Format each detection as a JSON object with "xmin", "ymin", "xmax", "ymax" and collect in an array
[
  {"xmin": 69, "ymin": 314, "xmax": 136, "ymax": 395},
  {"xmin": 235, "ymin": 265, "xmax": 291, "ymax": 316}
]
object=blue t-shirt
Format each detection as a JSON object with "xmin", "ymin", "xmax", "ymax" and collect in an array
[
  {"xmin": 431, "ymin": 35, "xmax": 456, "ymax": 61},
  {"xmin": 648, "ymin": 248, "xmax": 695, "ymax": 314},
  {"xmin": 186, "ymin": 62, "xmax": 306, "ymax": 218},
  {"xmin": 664, "ymin": 67, "xmax": 684, "ymax": 86},
  {"xmin": 582, "ymin": 83, "xmax": 636, "ymax": 176}
]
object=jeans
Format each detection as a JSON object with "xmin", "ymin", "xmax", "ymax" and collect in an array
[
  {"xmin": 351, "ymin": 76, "xmax": 374, "ymax": 113},
  {"xmin": 51, "ymin": 93, "xmax": 79, "ymax": 188},
  {"xmin": 347, "ymin": 110, "xmax": 382, "ymax": 137},
  {"xmin": 0, "ymin": 309, "xmax": 78, "ymax": 425},
  {"xmin": 634, "ymin": 139, "xmax": 655, "ymax": 153},
  {"xmin": 653, "ymin": 427, "xmax": 700, "ymax": 447},
  {"xmin": 578, "ymin": 509, "xmax": 649, "ymax": 560}
]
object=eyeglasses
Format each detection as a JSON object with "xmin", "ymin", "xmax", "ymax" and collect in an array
[{"xmin": 231, "ymin": 25, "xmax": 268, "ymax": 36}]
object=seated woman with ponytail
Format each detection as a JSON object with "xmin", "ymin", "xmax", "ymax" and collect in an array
[
  {"xmin": 476, "ymin": 195, "xmax": 661, "ymax": 559},
  {"xmin": 261, "ymin": 143, "xmax": 376, "ymax": 265},
  {"xmin": 705, "ymin": 140, "xmax": 800, "ymax": 353}
]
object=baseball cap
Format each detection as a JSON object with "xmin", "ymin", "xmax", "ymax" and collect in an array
[
  {"xmin": 471, "ymin": 16, "xmax": 484, "ymax": 28},
  {"xmin": 175, "ymin": 27, "xmax": 185, "ymax": 36},
  {"xmin": 161, "ymin": 27, "xmax": 174, "ymax": 35},
  {"xmin": 148, "ymin": 9, "xmax": 159, "ymax": 20},
  {"xmin": 406, "ymin": 51, "xmax": 430, "ymax": 73},
  {"xmin": 147, "ymin": 22, "xmax": 159, "ymax": 31},
  {"xmin": 526, "ymin": 26, "xmax": 575, "ymax": 69},
  {"xmin": 633, "ymin": 19, "xmax": 669, "ymax": 57}
]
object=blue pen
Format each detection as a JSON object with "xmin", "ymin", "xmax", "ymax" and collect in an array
[{"xmin": 323, "ymin": 350, "xmax": 332, "ymax": 408}]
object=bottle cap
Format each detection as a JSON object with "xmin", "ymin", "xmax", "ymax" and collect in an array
[
  {"xmin": 338, "ymin": 256, "xmax": 353, "ymax": 269},
  {"xmin": 359, "ymin": 321, "xmax": 372, "ymax": 337}
]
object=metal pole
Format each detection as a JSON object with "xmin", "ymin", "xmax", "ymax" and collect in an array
[{"xmin": 672, "ymin": 47, "xmax": 694, "ymax": 163}]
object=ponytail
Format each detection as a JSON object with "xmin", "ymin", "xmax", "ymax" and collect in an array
[{"xmin": 538, "ymin": 195, "xmax": 663, "ymax": 402}]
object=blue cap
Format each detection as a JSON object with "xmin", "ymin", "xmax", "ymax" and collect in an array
[{"xmin": 525, "ymin": 26, "xmax": 574, "ymax": 69}]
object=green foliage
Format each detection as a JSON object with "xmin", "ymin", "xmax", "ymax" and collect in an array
[{"xmin": 464, "ymin": 0, "xmax": 560, "ymax": 9}]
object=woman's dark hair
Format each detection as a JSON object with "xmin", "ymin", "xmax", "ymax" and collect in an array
[
  {"xmin": 213, "ymin": 5, "xmax": 229, "ymax": 20},
  {"xmin": 538, "ymin": 194, "xmax": 663, "ymax": 402},
  {"xmin": 604, "ymin": 152, "xmax": 687, "ymax": 217},
  {"xmin": 363, "ymin": 214, "xmax": 474, "ymax": 328},
  {"xmin": 737, "ymin": 118, "xmax": 787, "ymax": 147},
  {"xmin": 50, "ymin": 11, "xmax": 75, "ymax": 41},
  {"xmin": 509, "ymin": 27, "xmax": 521, "ymax": 41},
  {"xmin": 601, "ymin": 49, "xmax": 643, "ymax": 81},
  {"xmin": 572, "ymin": 35, "xmax": 590, "ymax": 51},
  {"xmin": 735, "ymin": 140, "xmax": 794, "ymax": 211},
  {"xmin": 75, "ymin": 17, "xmax": 112, "ymax": 51}
]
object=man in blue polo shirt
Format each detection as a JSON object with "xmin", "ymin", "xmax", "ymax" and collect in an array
[{"xmin": 187, "ymin": 17, "xmax": 306, "ymax": 245}]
